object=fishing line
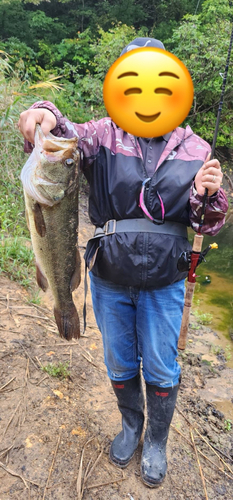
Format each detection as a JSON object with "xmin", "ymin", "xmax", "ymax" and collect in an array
[{"xmin": 195, "ymin": 0, "xmax": 201, "ymax": 15}]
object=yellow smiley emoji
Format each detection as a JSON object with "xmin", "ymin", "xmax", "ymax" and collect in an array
[{"xmin": 103, "ymin": 48, "xmax": 194, "ymax": 137}]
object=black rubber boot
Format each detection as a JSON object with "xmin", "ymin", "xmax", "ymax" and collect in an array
[
  {"xmin": 110, "ymin": 375, "xmax": 145, "ymax": 468},
  {"xmin": 141, "ymin": 383, "xmax": 179, "ymax": 487}
]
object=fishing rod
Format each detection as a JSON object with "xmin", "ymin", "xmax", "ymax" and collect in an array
[{"xmin": 178, "ymin": 7, "xmax": 233, "ymax": 350}]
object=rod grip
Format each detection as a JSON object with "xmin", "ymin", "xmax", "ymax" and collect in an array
[
  {"xmin": 178, "ymin": 282, "xmax": 196, "ymax": 350},
  {"xmin": 193, "ymin": 233, "xmax": 203, "ymax": 252}
]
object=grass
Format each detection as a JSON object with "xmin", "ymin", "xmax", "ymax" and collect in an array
[
  {"xmin": 0, "ymin": 52, "xmax": 60, "ymax": 291},
  {"xmin": 26, "ymin": 290, "xmax": 41, "ymax": 305},
  {"xmin": 210, "ymin": 343, "xmax": 232, "ymax": 362},
  {"xmin": 0, "ymin": 234, "xmax": 43, "ymax": 304},
  {"xmin": 224, "ymin": 419, "xmax": 232, "ymax": 432},
  {"xmin": 0, "ymin": 235, "xmax": 35, "ymax": 287},
  {"xmin": 193, "ymin": 309, "xmax": 213, "ymax": 325},
  {"xmin": 224, "ymin": 344, "xmax": 232, "ymax": 361},
  {"xmin": 41, "ymin": 362, "xmax": 70, "ymax": 379}
]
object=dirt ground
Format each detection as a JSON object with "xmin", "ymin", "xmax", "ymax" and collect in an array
[{"xmin": 0, "ymin": 197, "xmax": 233, "ymax": 500}]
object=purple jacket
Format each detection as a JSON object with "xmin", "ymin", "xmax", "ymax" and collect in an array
[{"xmin": 25, "ymin": 101, "xmax": 228, "ymax": 288}]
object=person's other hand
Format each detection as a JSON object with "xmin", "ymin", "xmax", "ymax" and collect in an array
[
  {"xmin": 18, "ymin": 108, "xmax": 57, "ymax": 144},
  {"xmin": 194, "ymin": 153, "xmax": 223, "ymax": 196}
]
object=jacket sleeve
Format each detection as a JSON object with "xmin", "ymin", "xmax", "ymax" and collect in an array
[
  {"xmin": 189, "ymin": 183, "xmax": 229, "ymax": 236},
  {"xmin": 24, "ymin": 100, "xmax": 108, "ymax": 168}
]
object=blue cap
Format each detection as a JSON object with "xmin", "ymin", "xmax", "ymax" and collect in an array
[{"xmin": 120, "ymin": 37, "xmax": 165, "ymax": 56}]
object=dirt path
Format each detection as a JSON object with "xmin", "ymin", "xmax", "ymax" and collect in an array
[{"xmin": 0, "ymin": 197, "xmax": 233, "ymax": 500}]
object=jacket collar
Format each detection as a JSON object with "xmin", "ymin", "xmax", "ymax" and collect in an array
[
  {"xmin": 156, "ymin": 126, "xmax": 194, "ymax": 169},
  {"xmin": 127, "ymin": 125, "xmax": 194, "ymax": 163}
]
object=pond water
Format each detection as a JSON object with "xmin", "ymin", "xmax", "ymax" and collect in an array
[{"xmin": 188, "ymin": 213, "xmax": 233, "ymax": 366}]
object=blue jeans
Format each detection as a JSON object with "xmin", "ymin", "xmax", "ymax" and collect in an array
[{"xmin": 90, "ymin": 273, "xmax": 185, "ymax": 388}]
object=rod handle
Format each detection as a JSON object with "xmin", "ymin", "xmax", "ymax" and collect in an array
[
  {"xmin": 193, "ymin": 233, "xmax": 203, "ymax": 252},
  {"xmin": 178, "ymin": 282, "xmax": 196, "ymax": 350}
]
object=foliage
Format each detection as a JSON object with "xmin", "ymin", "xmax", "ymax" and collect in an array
[
  {"xmin": 0, "ymin": 0, "xmax": 204, "ymax": 47},
  {"xmin": 0, "ymin": 50, "xmax": 65, "ymax": 289},
  {"xmin": 41, "ymin": 362, "xmax": 70, "ymax": 378},
  {"xmin": 54, "ymin": 24, "xmax": 143, "ymax": 122},
  {"xmin": 169, "ymin": 0, "xmax": 233, "ymax": 146},
  {"xmin": 0, "ymin": 236, "xmax": 35, "ymax": 287},
  {"xmin": 224, "ymin": 419, "xmax": 232, "ymax": 431},
  {"xmin": 90, "ymin": 25, "xmax": 142, "ymax": 79},
  {"xmin": 38, "ymin": 30, "xmax": 95, "ymax": 76},
  {"xmin": 193, "ymin": 309, "xmax": 213, "ymax": 325}
]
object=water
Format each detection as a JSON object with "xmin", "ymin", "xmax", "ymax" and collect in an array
[
  {"xmin": 188, "ymin": 215, "xmax": 233, "ymax": 363},
  {"xmin": 187, "ymin": 216, "xmax": 233, "ymax": 418}
]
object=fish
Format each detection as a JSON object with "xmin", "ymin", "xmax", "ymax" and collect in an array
[{"xmin": 20, "ymin": 124, "xmax": 81, "ymax": 340}]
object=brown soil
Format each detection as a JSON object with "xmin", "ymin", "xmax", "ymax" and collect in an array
[{"xmin": 0, "ymin": 197, "xmax": 233, "ymax": 500}]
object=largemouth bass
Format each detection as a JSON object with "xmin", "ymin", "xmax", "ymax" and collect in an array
[{"xmin": 20, "ymin": 125, "xmax": 81, "ymax": 340}]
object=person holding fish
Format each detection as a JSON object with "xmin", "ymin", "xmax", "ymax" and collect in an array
[{"xmin": 18, "ymin": 37, "xmax": 228, "ymax": 488}]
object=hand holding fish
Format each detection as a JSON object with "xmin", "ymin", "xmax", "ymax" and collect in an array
[
  {"xmin": 194, "ymin": 153, "xmax": 223, "ymax": 197},
  {"xmin": 18, "ymin": 108, "xmax": 57, "ymax": 144}
]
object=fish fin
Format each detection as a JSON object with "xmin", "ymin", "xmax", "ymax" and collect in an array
[
  {"xmin": 70, "ymin": 249, "xmax": 81, "ymax": 292},
  {"xmin": 54, "ymin": 304, "xmax": 80, "ymax": 341},
  {"xmin": 36, "ymin": 263, "xmax": 48, "ymax": 292},
  {"xmin": 32, "ymin": 203, "xmax": 46, "ymax": 237}
]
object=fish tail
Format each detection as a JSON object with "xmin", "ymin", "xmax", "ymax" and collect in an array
[{"xmin": 54, "ymin": 303, "xmax": 80, "ymax": 341}]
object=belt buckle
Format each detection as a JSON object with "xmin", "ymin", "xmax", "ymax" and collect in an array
[{"xmin": 104, "ymin": 219, "xmax": 116, "ymax": 235}]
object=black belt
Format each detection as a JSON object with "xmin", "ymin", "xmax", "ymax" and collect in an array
[{"xmin": 94, "ymin": 218, "xmax": 187, "ymax": 238}]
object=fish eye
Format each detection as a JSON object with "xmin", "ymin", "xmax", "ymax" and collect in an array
[
  {"xmin": 124, "ymin": 88, "xmax": 142, "ymax": 95},
  {"xmin": 65, "ymin": 159, "xmax": 74, "ymax": 168},
  {"xmin": 154, "ymin": 88, "xmax": 173, "ymax": 95}
]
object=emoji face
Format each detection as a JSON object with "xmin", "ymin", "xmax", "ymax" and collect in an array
[{"xmin": 103, "ymin": 48, "xmax": 194, "ymax": 137}]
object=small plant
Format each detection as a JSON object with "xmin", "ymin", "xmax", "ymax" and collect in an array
[
  {"xmin": 190, "ymin": 322, "xmax": 200, "ymax": 330},
  {"xmin": 225, "ymin": 345, "xmax": 232, "ymax": 362},
  {"xmin": 210, "ymin": 344, "xmax": 222, "ymax": 356},
  {"xmin": 202, "ymin": 359, "xmax": 212, "ymax": 366},
  {"xmin": 27, "ymin": 290, "xmax": 41, "ymax": 305},
  {"xmin": 224, "ymin": 419, "xmax": 232, "ymax": 432},
  {"xmin": 193, "ymin": 309, "xmax": 213, "ymax": 325},
  {"xmin": 41, "ymin": 362, "xmax": 70, "ymax": 379},
  {"xmin": 0, "ymin": 236, "xmax": 35, "ymax": 287}
]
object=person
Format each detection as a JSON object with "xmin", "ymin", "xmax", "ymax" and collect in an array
[{"xmin": 18, "ymin": 37, "xmax": 228, "ymax": 488}]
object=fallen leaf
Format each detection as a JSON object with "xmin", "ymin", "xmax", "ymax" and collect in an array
[
  {"xmin": 71, "ymin": 426, "xmax": 86, "ymax": 437},
  {"xmin": 52, "ymin": 390, "xmax": 63, "ymax": 399},
  {"xmin": 25, "ymin": 437, "xmax": 33, "ymax": 448},
  {"xmin": 89, "ymin": 343, "xmax": 97, "ymax": 350},
  {"xmin": 46, "ymin": 351, "xmax": 55, "ymax": 356}
]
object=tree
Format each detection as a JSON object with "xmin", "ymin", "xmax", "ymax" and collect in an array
[{"xmin": 169, "ymin": 0, "xmax": 233, "ymax": 147}]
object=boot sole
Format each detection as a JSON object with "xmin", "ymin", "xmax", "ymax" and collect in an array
[
  {"xmin": 109, "ymin": 448, "xmax": 135, "ymax": 469},
  {"xmin": 141, "ymin": 468, "xmax": 165, "ymax": 488}
]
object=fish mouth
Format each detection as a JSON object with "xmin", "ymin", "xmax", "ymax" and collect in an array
[{"xmin": 135, "ymin": 112, "xmax": 161, "ymax": 123}]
